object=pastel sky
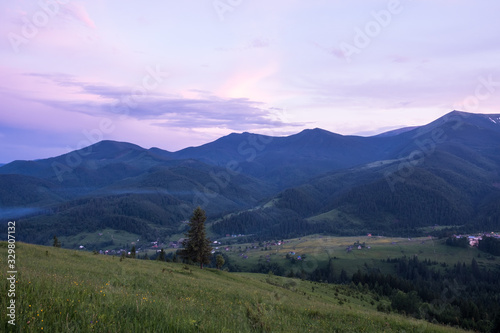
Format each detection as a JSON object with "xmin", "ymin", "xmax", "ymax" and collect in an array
[{"xmin": 1, "ymin": 0, "xmax": 500, "ymax": 163}]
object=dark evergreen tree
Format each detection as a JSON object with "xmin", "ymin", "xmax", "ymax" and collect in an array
[
  {"xmin": 445, "ymin": 237, "xmax": 468, "ymax": 248},
  {"xmin": 180, "ymin": 207, "xmax": 212, "ymax": 269},
  {"xmin": 492, "ymin": 314, "xmax": 500, "ymax": 333},
  {"xmin": 327, "ymin": 258, "xmax": 335, "ymax": 283},
  {"xmin": 216, "ymin": 254, "xmax": 225, "ymax": 270},
  {"xmin": 130, "ymin": 245, "xmax": 136, "ymax": 259},
  {"xmin": 478, "ymin": 237, "xmax": 500, "ymax": 256},
  {"xmin": 339, "ymin": 269, "xmax": 349, "ymax": 283},
  {"xmin": 157, "ymin": 248, "xmax": 166, "ymax": 261},
  {"xmin": 53, "ymin": 235, "xmax": 61, "ymax": 248}
]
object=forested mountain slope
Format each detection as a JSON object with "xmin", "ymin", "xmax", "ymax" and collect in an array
[{"xmin": 1, "ymin": 111, "xmax": 499, "ymax": 245}]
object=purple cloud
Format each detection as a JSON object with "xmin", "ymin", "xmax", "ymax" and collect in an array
[{"xmin": 16, "ymin": 73, "xmax": 304, "ymax": 131}]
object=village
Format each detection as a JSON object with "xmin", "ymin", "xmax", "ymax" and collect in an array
[
  {"xmin": 80, "ymin": 231, "xmax": 500, "ymax": 259},
  {"xmin": 87, "ymin": 236, "xmax": 293, "ymax": 259},
  {"xmin": 451, "ymin": 232, "xmax": 500, "ymax": 247}
]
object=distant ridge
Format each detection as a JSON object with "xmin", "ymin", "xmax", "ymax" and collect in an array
[{"xmin": 1, "ymin": 111, "xmax": 500, "ymax": 246}]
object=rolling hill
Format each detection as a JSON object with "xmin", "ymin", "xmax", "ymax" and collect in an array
[{"xmin": 0, "ymin": 242, "xmax": 468, "ymax": 332}]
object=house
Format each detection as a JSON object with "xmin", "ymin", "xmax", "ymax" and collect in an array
[{"xmin": 468, "ymin": 236, "xmax": 481, "ymax": 247}]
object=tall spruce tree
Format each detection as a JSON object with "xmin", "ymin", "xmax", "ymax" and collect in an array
[{"xmin": 180, "ymin": 207, "xmax": 212, "ymax": 269}]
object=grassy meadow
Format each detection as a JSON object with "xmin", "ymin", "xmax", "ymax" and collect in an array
[
  {"xmin": 0, "ymin": 242, "xmax": 469, "ymax": 332},
  {"xmin": 222, "ymin": 235, "xmax": 497, "ymax": 276}
]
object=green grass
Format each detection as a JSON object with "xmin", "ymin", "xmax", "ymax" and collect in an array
[
  {"xmin": 0, "ymin": 242, "xmax": 468, "ymax": 332},
  {"xmin": 306, "ymin": 209, "xmax": 363, "ymax": 226},
  {"xmin": 57, "ymin": 229, "xmax": 141, "ymax": 250},
  {"xmin": 223, "ymin": 235, "xmax": 495, "ymax": 276}
]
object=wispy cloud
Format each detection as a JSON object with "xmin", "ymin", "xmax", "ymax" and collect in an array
[
  {"xmin": 60, "ymin": 3, "xmax": 96, "ymax": 29},
  {"xmin": 150, "ymin": 97, "xmax": 295, "ymax": 130},
  {"xmin": 18, "ymin": 73, "xmax": 303, "ymax": 131}
]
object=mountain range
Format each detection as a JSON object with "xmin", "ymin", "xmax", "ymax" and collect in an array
[{"xmin": 1, "ymin": 110, "xmax": 500, "ymax": 246}]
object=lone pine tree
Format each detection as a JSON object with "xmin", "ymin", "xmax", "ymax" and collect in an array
[
  {"xmin": 181, "ymin": 207, "xmax": 212, "ymax": 269},
  {"xmin": 53, "ymin": 235, "xmax": 61, "ymax": 248}
]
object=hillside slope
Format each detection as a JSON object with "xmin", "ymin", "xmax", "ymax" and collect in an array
[
  {"xmin": 0, "ymin": 242, "xmax": 466, "ymax": 332},
  {"xmin": 212, "ymin": 112, "xmax": 500, "ymax": 237}
]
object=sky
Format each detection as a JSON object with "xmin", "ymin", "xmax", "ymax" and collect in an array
[{"xmin": 1, "ymin": 0, "xmax": 500, "ymax": 163}]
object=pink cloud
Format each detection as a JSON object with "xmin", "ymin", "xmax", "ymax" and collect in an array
[
  {"xmin": 217, "ymin": 63, "xmax": 279, "ymax": 100},
  {"xmin": 62, "ymin": 3, "xmax": 96, "ymax": 29}
]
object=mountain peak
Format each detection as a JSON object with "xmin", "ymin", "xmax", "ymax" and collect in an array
[
  {"xmin": 49, "ymin": 140, "xmax": 145, "ymax": 162},
  {"xmin": 303, "ymin": 127, "xmax": 329, "ymax": 133},
  {"xmin": 87, "ymin": 140, "xmax": 144, "ymax": 152},
  {"xmin": 447, "ymin": 110, "xmax": 470, "ymax": 116},
  {"xmin": 409, "ymin": 111, "xmax": 500, "ymax": 139},
  {"xmin": 443, "ymin": 110, "xmax": 500, "ymax": 121},
  {"xmin": 442, "ymin": 110, "xmax": 500, "ymax": 129},
  {"xmin": 296, "ymin": 128, "xmax": 338, "ymax": 136}
]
